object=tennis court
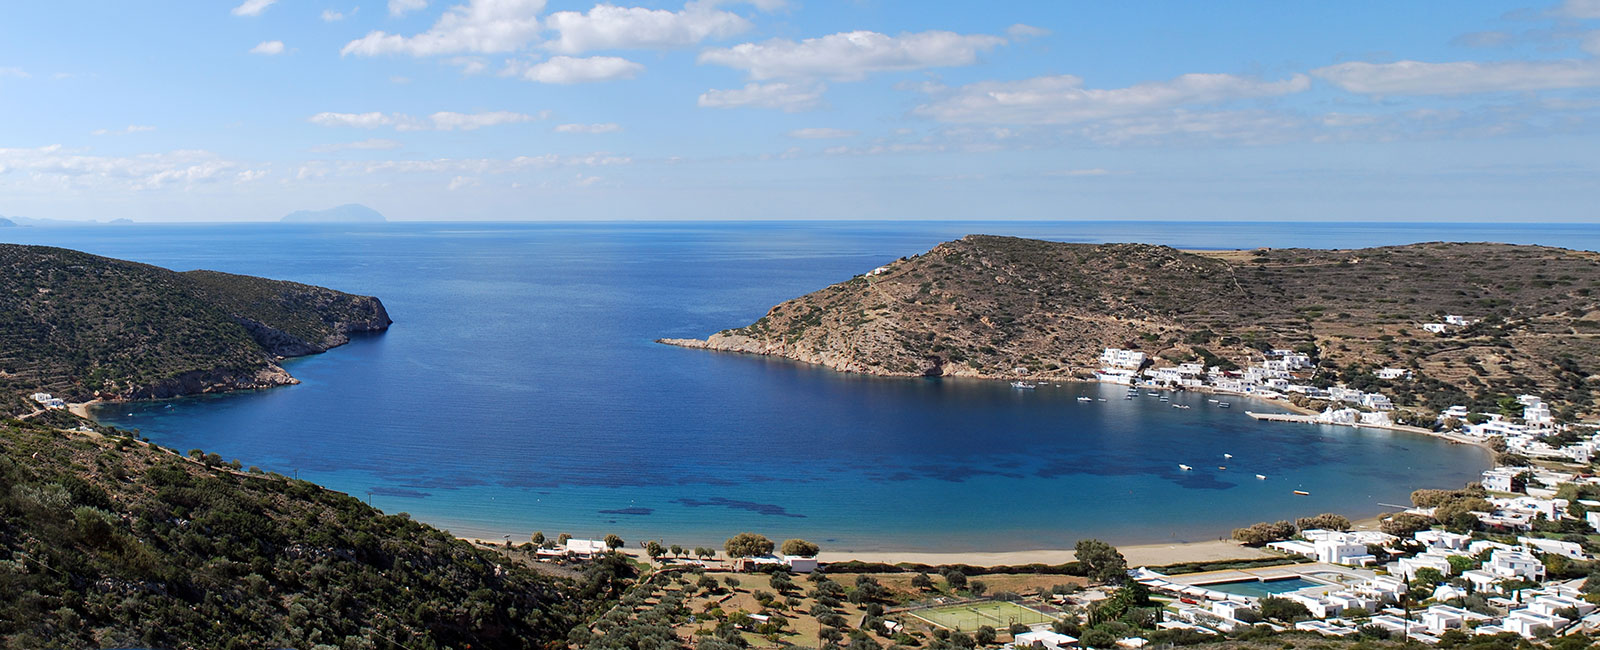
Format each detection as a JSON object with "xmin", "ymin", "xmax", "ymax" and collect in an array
[{"xmin": 910, "ymin": 601, "xmax": 1056, "ymax": 631}]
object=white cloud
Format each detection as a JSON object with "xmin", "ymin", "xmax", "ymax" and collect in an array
[
  {"xmin": 698, "ymin": 30, "xmax": 1006, "ymax": 81},
  {"xmin": 511, "ymin": 55, "xmax": 643, "ymax": 83},
  {"xmin": 447, "ymin": 175, "xmax": 480, "ymax": 190},
  {"xmin": 91, "ymin": 125, "xmax": 156, "ymax": 136},
  {"xmin": 310, "ymin": 139, "xmax": 404, "ymax": 153},
  {"xmin": 1559, "ymin": 0, "xmax": 1600, "ymax": 18},
  {"xmin": 308, "ymin": 110, "xmax": 544, "ymax": 130},
  {"xmin": 554, "ymin": 122, "xmax": 623, "ymax": 133},
  {"xmin": 543, "ymin": 4, "xmax": 750, "ymax": 54},
  {"xmin": 231, "ymin": 0, "xmax": 278, "ymax": 17},
  {"xmin": 912, "ymin": 73, "xmax": 1311, "ymax": 124},
  {"xmin": 1313, "ymin": 58, "xmax": 1600, "ymax": 95},
  {"xmin": 787, "ymin": 127, "xmax": 856, "ymax": 139},
  {"xmin": 0, "ymin": 67, "xmax": 28, "ymax": 79},
  {"xmin": 250, "ymin": 40, "xmax": 286, "ymax": 56},
  {"xmin": 322, "ymin": 8, "xmax": 351, "ymax": 21},
  {"xmin": 310, "ymin": 112, "xmax": 400, "ymax": 129},
  {"xmin": 390, "ymin": 0, "xmax": 429, "ymax": 16},
  {"xmin": 0, "ymin": 145, "xmax": 251, "ymax": 191},
  {"xmin": 698, "ymin": 81, "xmax": 824, "ymax": 111},
  {"xmin": 342, "ymin": 0, "xmax": 546, "ymax": 57},
  {"xmin": 429, "ymin": 110, "xmax": 543, "ymax": 130},
  {"xmin": 1006, "ymin": 24, "xmax": 1050, "ymax": 40}
]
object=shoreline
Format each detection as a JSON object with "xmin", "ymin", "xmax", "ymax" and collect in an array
[{"xmin": 75, "ymin": 365, "xmax": 1488, "ymax": 570}]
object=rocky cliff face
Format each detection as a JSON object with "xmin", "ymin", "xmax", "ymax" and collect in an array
[{"xmin": 664, "ymin": 235, "xmax": 1600, "ymax": 417}]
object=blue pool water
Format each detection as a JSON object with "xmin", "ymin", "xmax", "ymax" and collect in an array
[
  {"xmin": 1202, "ymin": 577, "xmax": 1326, "ymax": 598},
  {"xmin": 0, "ymin": 221, "xmax": 1525, "ymax": 550}
]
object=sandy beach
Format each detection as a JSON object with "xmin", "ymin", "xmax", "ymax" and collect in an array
[
  {"xmin": 462, "ymin": 535, "xmax": 1283, "ymax": 569},
  {"xmin": 815, "ymin": 538, "xmax": 1274, "ymax": 568}
]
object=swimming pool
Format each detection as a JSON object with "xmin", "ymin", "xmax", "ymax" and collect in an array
[{"xmin": 1201, "ymin": 577, "xmax": 1324, "ymax": 598}]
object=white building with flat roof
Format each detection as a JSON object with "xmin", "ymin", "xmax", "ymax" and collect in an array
[{"xmin": 1100, "ymin": 348, "xmax": 1146, "ymax": 369}]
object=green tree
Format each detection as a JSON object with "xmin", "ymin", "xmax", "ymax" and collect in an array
[
  {"xmin": 644, "ymin": 540, "xmax": 665, "ymax": 560},
  {"xmin": 975, "ymin": 626, "xmax": 997, "ymax": 646},
  {"xmin": 1075, "ymin": 538, "xmax": 1128, "ymax": 584},
  {"xmin": 1258, "ymin": 596, "xmax": 1311, "ymax": 622},
  {"xmin": 943, "ymin": 569, "xmax": 968, "ymax": 591},
  {"xmin": 604, "ymin": 533, "xmax": 625, "ymax": 550},
  {"xmin": 1294, "ymin": 513, "xmax": 1352, "ymax": 531},
  {"xmin": 670, "ymin": 543, "xmax": 684, "ymax": 557},
  {"xmin": 1079, "ymin": 628, "xmax": 1116, "ymax": 648},
  {"xmin": 724, "ymin": 532, "xmax": 776, "ymax": 559},
  {"xmin": 531, "ymin": 531, "xmax": 545, "ymax": 546},
  {"xmin": 781, "ymin": 538, "xmax": 821, "ymax": 557},
  {"xmin": 911, "ymin": 572, "xmax": 934, "ymax": 591},
  {"xmin": 1380, "ymin": 513, "xmax": 1434, "ymax": 537}
]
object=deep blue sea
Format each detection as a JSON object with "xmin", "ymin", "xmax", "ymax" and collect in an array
[{"xmin": 6, "ymin": 220, "xmax": 1574, "ymax": 551}]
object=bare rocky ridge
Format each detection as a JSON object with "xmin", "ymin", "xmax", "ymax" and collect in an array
[{"xmin": 663, "ymin": 235, "xmax": 1600, "ymax": 418}]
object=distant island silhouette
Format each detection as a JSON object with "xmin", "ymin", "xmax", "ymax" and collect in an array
[{"xmin": 281, "ymin": 203, "xmax": 386, "ymax": 223}]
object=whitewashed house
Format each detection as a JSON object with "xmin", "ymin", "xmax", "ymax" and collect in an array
[
  {"xmin": 1376, "ymin": 368, "xmax": 1413, "ymax": 380},
  {"xmin": 1503, "ymin": 611, "xmax": 1568, "ymax": 639},
  {"xmin": 1100, "ymin": 348, "xmax": 1147, "ymax": 369}
]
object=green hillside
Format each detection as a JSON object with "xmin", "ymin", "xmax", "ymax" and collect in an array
[
  {"xmin": 0, "ymin": 419, "xmax": 589, "ymax": 649},
  {"xmin": 0, "ymin": 244, "xmax": 390, "ymax": 414}
]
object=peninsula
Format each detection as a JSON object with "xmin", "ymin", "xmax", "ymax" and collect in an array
[
  {"xmin": 663, "ymin": 236, "xmax": 1600, "ymax": 421},
  {"xmin": 0, "ymin": 244, "xmax": 391, "ymax": 416}
]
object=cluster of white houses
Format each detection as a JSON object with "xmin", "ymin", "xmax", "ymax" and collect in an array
[
  {"xmin": 1094, "ymin": 347, "xmax": 1395, "ymax": 414},
  {"xmin": 1443, "ymin": 397, "xmax": 1600, "ymax": 464},
  {"xmin": 1129, "ymin": 525, "xmax": 1600, "ymax": 643}
]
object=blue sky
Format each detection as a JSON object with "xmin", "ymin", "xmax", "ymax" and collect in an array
[{"xmin": 2, "ymin": 0, "xmax": 1600, "ymax": 221}]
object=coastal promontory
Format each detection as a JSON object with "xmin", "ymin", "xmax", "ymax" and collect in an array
[
  {"xmin": 664, "ymin": 236, "xmax": 1600, "ymax": 418},
  {"xmin": 0, "ymin": 244, "xmax": 391, "ymax": 414}
]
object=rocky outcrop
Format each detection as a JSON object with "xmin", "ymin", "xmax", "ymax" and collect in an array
[{"xmin": 111, "ymin": 366, "xmax": 300, "ymax": 401}]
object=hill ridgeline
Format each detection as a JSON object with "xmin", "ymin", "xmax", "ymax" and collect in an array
[
  {"xmin": 0, "ymin": 244, "xmax": 391, "ymax": 414},
  {"xmin": 663, "ymin": 236, "xmax": 1600, "ymax": 418}
]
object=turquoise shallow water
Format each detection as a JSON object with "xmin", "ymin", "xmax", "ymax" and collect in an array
[
  {"xmin": 1202, "ymin": 577, "xmax": 1326, "ymax": 598},
  {"xmin": 0, "ymin": 221, "xmax": 1529, "ymax": 551}
]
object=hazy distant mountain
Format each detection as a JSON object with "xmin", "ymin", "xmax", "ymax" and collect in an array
[
  {"xmin": 0, "ymin": 217, "xmax": 14, "ymax": 227},
  {"xmin": 6, "ymin": 216, "xmax": 121, "ymax": 227},
  {"xmin": 281, "ymin": 204, "xmax": 386, "ymax": 223}
]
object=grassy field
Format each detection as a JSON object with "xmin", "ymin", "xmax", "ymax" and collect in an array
[{"xmin": 911, "ymin": 601, "xmax": 1056, "ymax": 632}]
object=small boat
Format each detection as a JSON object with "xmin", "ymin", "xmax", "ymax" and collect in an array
[
  {"xmin": 1159, "ymin": 396, "xmax": 1170, "ymax": 402},
  {"xmin": 1255, "ymin": 474, "xmax": 1267, "ymax": 480},
  {"xmin": 1011, "ymin": 381, "xmax": 1036, "ymax": 389},
  {"xmin": 1172, "ymin": 404, "xmax": 1189, "ymax": 409},
  {"xmin": 1096, "ymin": 398, "xmax": 1106, "ymax": 402},
  {"xmin": 1218, "ymin": 402, "xmax": 1231, "ymax": 408},
  {"xmin": 1178, "ymin": 464, "xmax": 1192, "ymax": 471},
  {"xmin": 1146, "ymin": 392, "xmax": 1158, "ymax": 396},
  {"xmin": 1207, "ymin": 399, "xmax": 1218, "ymax": 403},
  {"xmin": 1218, "ymin": 466, "xmax": 1227, "ymax": 470},
  {"xmin": 1124, "ymin": 396, "xmax": 1134, "ymax": 400},
  {"xmin": 1293, "ymin": 490, "xmax": 1310, "ymax": 496},
  {"xmin": 1223, "ymin": 453, "xmax": 1233, "ymax": 459},
  {"xmin": 1077, "ymin": 396, "xmax": 1094, "ymax": 402}
]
